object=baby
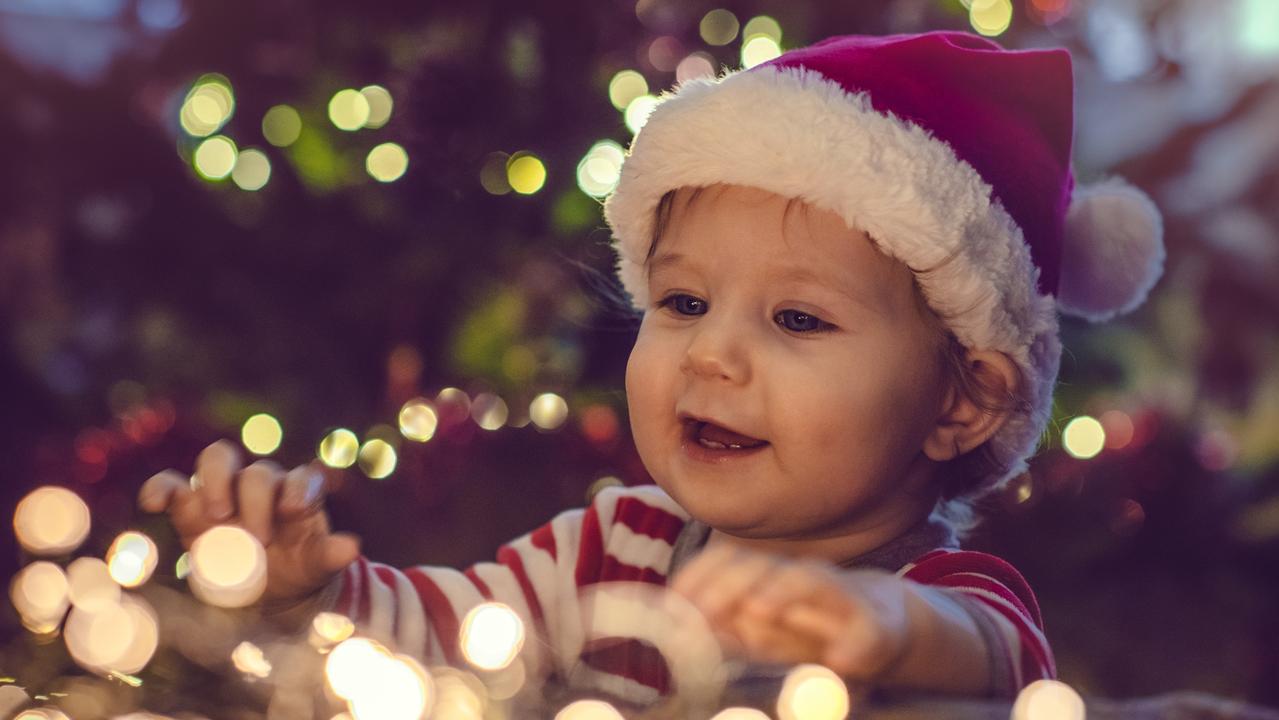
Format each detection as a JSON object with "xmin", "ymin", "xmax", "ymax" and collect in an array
[{"xmin": 139, "ymin": 31, "xmax": 1164, "ymax": 706}]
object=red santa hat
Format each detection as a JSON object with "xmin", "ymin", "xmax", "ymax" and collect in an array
[{"xmin": 604, "ymin": 31, "xmax": 1165, "ymax": 500}]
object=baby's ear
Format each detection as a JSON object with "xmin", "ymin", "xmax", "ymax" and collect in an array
[{"xmin": 922, "ymin": 349, "xmax": 1022, "ymax": 462}]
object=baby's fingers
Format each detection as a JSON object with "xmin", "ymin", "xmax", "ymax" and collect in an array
[
  {"xmin": 194, "ymin": 440, "xmax": 242, "ymax": 522},
  {"xmin": 681, "ymin": 550, "xmax": 780, "ymax": 623},
  {"xmin": 138, "ymin": 470, "xmax": 209, "ymax": 541},
  {"xmin": 238, "ymin": 461, "xmax": 284, "ymax": 545},
  {"xmin": 278, "ymin": 462, "xmax": 329, "ymax": 517}
]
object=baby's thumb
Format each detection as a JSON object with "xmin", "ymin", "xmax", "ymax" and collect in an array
[{"xmin": 321, "ymin": 533, "xmax": 361, "ymax": 574}]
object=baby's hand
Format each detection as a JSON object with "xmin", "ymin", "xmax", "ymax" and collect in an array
[
  {"xmin": 672, "ymin": 544, "xmax": 912, "ymax": 683},
  {"xmin": 138, "ymin": 440, "xmax": 361, "ymax": 607}
]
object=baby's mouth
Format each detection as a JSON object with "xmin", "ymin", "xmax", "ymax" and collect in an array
[{"xmin": 683, "ymin": 418, "xmax": 768, "ymax": 450}]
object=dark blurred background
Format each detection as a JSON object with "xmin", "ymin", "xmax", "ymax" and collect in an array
[{"xmin": 1, "ymin": 0, "xmax": 1278, "ymax": 711}]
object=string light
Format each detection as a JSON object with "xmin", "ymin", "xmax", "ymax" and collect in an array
[
  {"xmin": 231, "ymin": 148, "xmax": 272, "ymax": 191},
  {"xmin": 575, "ymin": 140, "xmax": 625, "ymax": 198},
  {"xmin": 399, "ymin": 399, "xmax": 439, "ymax": 442},
  {"xmin": 9, "ymin": 561, "xmax": 70, "ymax": 634},
  {"xmin": 1063, "ymin": 416, "xmax": 1106, "ymax": 459},
  {"xmin": 742, "ymin": 15, "xmax": 782, "ymax": 43},
  {"xmin": 459, "ymin": 602, "xmax": 525, "ymax": 671},
  {"xmin": 969, "ymin": 0, "xmax": 1014, "ymax": 37},
  {"xmin": 241, "ymin": 413, "xmax": 283, "ymax": 456},
  {"xmin": 366, "ymin": 142, "xmax": 409, "ymax": 183},
  {"xmin": 358, "ymin": 439, "xmax": 397, "ymax": 479},
  {"xmin": 232, "ymin": 641, "xmax": 273, "ymax": 679},
  {"xmin": 741, "ymin": 36, "xmax": 782, "ymax": 69},
  {"xmin": 360, "ymin": 85, "xmax": 394, "ymax": 129},
  {"xmin": 179, "ymin": 75, "xmax": 234, "ymax": 138},
  {"xmin": 329, "ymin": 89, "xmax": 371, "ymax": 131},
  {"xmin": 188, "ymin": 525, "xmax": 268, "ymax": 608},
  {"xmin": 607, "ymin": 70, "xmax": 648, "ymax": 111},
  {"xmin": 676, "ymin": 52, "xmax": 717, "ymax": 84},
  {"xmin": 712, "ymin": 709, "xmax": 770, "ymax": 720},
  {"xmin": 106, "ymin": 531, "xmax": 158, "ymax": 588},
  {"xmin": 310, "ymin": 611, "xmax": 355, "ymax": 651},
  {"xmin": 529, "ymin": 393, "xmax": 569, "ymax": 430},
  {"xmin": 1011, "ymin": 679, "xmax": 1086, "ymax": 720},
  {"xmin": 470, "ymin": 394, "xmax": 510, "ymax": 431},
  {"xmin": 777, "ymin": 664, "xmax": 850, "ymax": 720},
  {"xmin": 193, "ymin": 135, "xmax": 238, "ymax": 180},
  {"xmin": 699, "ymin": 9, "xmax": 740, "ymax": 46},
  {"xmin": 480, "ymin": 152, "xmax": 513, "ymax": 195},
  {"xmin": 624, "ymin": 95, "xmax": 660, "ymax": 134},
  {"xmin": 326, "ymin": 638, "xmax": 434, "ymax": 720},
  {"xmin": 320, "ymin": 428, "xmax": 361, "ymax": 468},
  {"xmin": 67, "ymin": 558, "xmax": 121, "ymax": 613},
  {"xmin": 555, "ymin": 699, "xmax": 625, "ymax": 720},
  {"xmin": 14, "ymin": 486, "xmax": 91, "ymax": 556},
  {"xmin": 262, "ymin": 104, "xmax": 302, "ymax": 147},
  {"xmin": 507, "ymin": 153, "xmax": 547, "ymax": 195}
]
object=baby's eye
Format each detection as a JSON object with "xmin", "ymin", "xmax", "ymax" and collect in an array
[
  {"xmin": 775, "ymin": 309, "xmax": 834, "ymax": 333},
  {"xmin": 658, "ymin": 293, "xmax": 708, "ymax": 316}
]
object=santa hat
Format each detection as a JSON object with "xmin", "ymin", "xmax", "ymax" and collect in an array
[{"xmin": 604, "ymin": 32, "xmax": 1164, "ymax": 502}]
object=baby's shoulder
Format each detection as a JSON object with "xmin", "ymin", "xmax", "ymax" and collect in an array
[{"xmin": 896, "ymin": 547, "xmax": 1044, "ymax": 627}]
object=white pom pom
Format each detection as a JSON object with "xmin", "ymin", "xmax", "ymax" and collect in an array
[{"xmin": 1057, "ymin": 177, "xmax": 1166, "ymax": 322}]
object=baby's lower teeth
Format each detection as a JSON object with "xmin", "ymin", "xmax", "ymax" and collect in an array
[{"xmin": 699, "ymin": 438, "xmax": 744, "ymax": 450}]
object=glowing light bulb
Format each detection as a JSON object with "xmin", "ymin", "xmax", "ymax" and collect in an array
[
  {"xmin": 575, "ymin": 140, "xmax": 625, "ymax": 198},
  {"xmin": 777, "ymin": 664, "xmax": 849, "ymax": 720},
  {"xmin": 347, "ymin": 654, "xmax": 433, "ymax": 720},
  {"xmin": 460, "ymin": 602, "xmax": 525, "ymax": 670},
  {"xmin": 470, "ymin": 394, "xmax": 509, "ymax": 431},
  {"xmin": 676, "ymin": 52, "xmax": 717, "ymax": 84},
  {"xmin": 970, "ymin": 0, "xmax": 1014, "ymax": 36},
  {"xmin": 366, "ymin": 142, "xmax": 409, "ymax": 182},
  {"xmin": 507, "ymin": 153, "xmax": 547, "ymax": 195},
  {"xmin": 64, "ymin": 601, "xmax": 133, "ymax": 671},
  {"xmin": 607, "ymin": 70, "xmax": 648, "ymax": 111},
  {"xmin": 1011, "ymin": 679, "xmax": 1086, "ymax": 720},
  {"xmin": 699, "ymin": 9, "xmax": 739, "ymax": 46},
  {"xmin": 712, "ymin": 709, "xmax": 770, "ymax": 720},
  {"xmin": 555, "ymin": 699, "xmax": 625, "ymax": 720},
  {"xmin": 179, "ymin": 76, "xmax": 235, "ymax": 137},
  {"xmin": 327, "ymin": 638, "xmax": 388, "ymax": 700},
  {"xmin": 624, "ymin": 95, "xmax": 660, "ymax": 134},
  {"xmin": 480, "ymin": 152, "xmax": 513, "ymax": 195},
  {"xmin": 1063, "ymin": 416, "xmax": 1106, "ymax": 459},
  {"xmin": 188, "ymin": 525, "xmax": 268, "ymax": 608},
  {"xmin": 110, "ymin": 594, "xmax": 159, "ymax": 674},
  {"xmin": 529, "ymin": 393, "xmax": 569, "ymax": 430},
  {"xmin": 1100, "ymin": 410, "xmax": 1135, "ymax": 450},
  {"xmin": 106, "ymin": 531, "xmax": 158, "ymax": 588},
  {"xmin": 399, "ymin": 399, "xmax": 439, "ymax": 442},
  {"xmin": 241, "ymin": 413, "xmax": 283, "ymax": 456},
  {"xmin": 14, "ymin": 486, "xmax": 91, "ymax": 556},
  {"xmin": 310, "ymin": 611, "xmax": 355, "ymax": 650},
  {"xmin": 67, "ymin": 557, "xmax": 121, "ymax": 613},
  {"xmin": 320, "ymin": 428, "xmax": 360, "ymax": 468},
  {"xmin": 15, "ymin": 708, "xmax": 70, "ymax": 720},
  {"xmin": 231, "ymin": 148, "xmax": 272, "ymax": 191},
  {"xmin": 232, "ymin": 640, "xmax": 273, "ymax": 679},
  {"xmin": 329, "ymin": 89, "xmax": 371, "ymax": 131},
  {"xmin": 360, "ymin": 85, "xmax": 394, "ymax": 129},
  {"xmin": 262, "ymin": 104, "xmax": 301, "ymax": 147},
  {"xmin": 9, "ymin": 561, "xmax": 70, "ymax": 634},
  {"xmin": 358, "ymin": 439, "xmax": 397, "ymax": 479},
  {"xmin": 193, "ymin": 135, "xmax": 238, "ymax": 180},
  {"xmin": 741, "ymin": 36, "xmax": 782, "ymax": 69}
]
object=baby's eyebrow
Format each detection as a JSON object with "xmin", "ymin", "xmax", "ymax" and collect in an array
[
  {"xmin": 646, "ymin": 251, "xmax": 687, "ymax": 276},
  {"xmin": 771, "ymin": 266, "xmax": 886, "ymax": 315}
]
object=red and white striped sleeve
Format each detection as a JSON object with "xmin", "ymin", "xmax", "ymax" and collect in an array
[
  {"xmin": 328, "ymin": 484, "xmax": 689, "ymax": 688},
  {"xmin": 898, "ymin": 549, "xmax": 1056, "ymax": 697}
]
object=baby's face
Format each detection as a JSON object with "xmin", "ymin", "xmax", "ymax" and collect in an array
[{"xmin": 625, "ymin": 184, "xmax": 949, "ymax": 543}]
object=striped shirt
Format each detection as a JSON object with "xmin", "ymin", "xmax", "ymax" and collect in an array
[{"xmin": 329, "ymin": 484, "xmax": 1055, "ymax": 702}]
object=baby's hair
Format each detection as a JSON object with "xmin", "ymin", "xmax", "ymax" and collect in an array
[{"xmin": 645, "ymin": 186, "xmax": 1034, "ymax": 540}]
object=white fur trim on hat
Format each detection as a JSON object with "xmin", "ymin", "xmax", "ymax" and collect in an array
[
  {"xmin": 605, "ymin": 64, "xmax": 1062, "ymax": 503},
  {"xmin": 1058, "ymin": 178, "xmax": 1165, "ymax": 322}
]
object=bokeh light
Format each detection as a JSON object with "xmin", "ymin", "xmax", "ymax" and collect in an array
[
  {"xmin": 366, "ymin": 142, "xmax": 409, "ymax": 182},
  {"xmin": 14, "ymin": 486, "xmax": 91, "ymax": 556},
  {"xmin": 241, "ymin": 412, "xmax": 283, "ymax": 455},
  {"xmin": 1101, "ymin": 409, "xmax": 1135, "ymax": 450},
  {"xmin": 624, "ymin": 94, "xmax": 660, "ymax": 134},
  {"xmin": 969, "ymin": 0, "xmax": 1014, "ymax": 37},
  {"xmin": 777, "ymin": 664, "xmax": 849, "ymax": 720},
  {"xmin": 9, "ymin": 561, "xmax": 70, "ymax": 634},
  {"xmin": 741, "ymin": 36, "xmax": 782, "ymax": 69},
  {"xmin": 399, "ymin": 399, "xmax": 439, "ymax": 442},
  {"xmin": 529, "ymin": 392, "xmax": 569, "ymax": 430},
  {"xmin": 326, "ymin": 638, "xmax": 435, "ymax": 720},
  {"xmin": 188, "ymin": 525, "xmax": 268, "ymax": 608},
  {"xmin": 67, "ymin": 557, "xmax": 120, "ymax": 613},
  {"xmin": 607, "ymin": 70, "xmax": 648, "ymax": 111},
  {"xmin": 480, "ymin": 152, "xmax": 513, "ymax": 195},
  {"xmin": 262, "ymin": 104, "xmax": 302, "ymax": 147},
  {"xmin": 470, "ymin": 393, "xmax": 510, "ymax": 431},
  {"xmin": 320, "ymin": 428, "xmax": 361, "ymax": 468},
  {"xmin": 106, "ymin": 531, "xmax": 158, "ymax": 588},
  {"xmin": 555, "ymin": 699, "xmax": 625, "ymax": 720},
  {"xmin": 507, "ymin": 153, "xmax": 547, "ymax": 195},
  {"xmin": 712, "ymin": 709, "xmax": 770, "ymax": 720},
  {"xmin": 358, "ymin": 438, "xmax": 398, "ymax": 479},
  {"xmin": 676, "ymin": 52, "xmax": 717, "ymax": 84},
  {"xmin": 1011, "ymin": 679, "xmax": 1086, "ymax": 720},
  {"xmin": 193, "ymin": 135, "xmax": 238, "ymax": 180},
  {"xmin": 699, "ymin": 9, "xmax": 739, "ymax": 46},
  {"xmin": 64, "ymin": 594, "xmax": 157, "ymax": 674},
  {"xmin": 110, "ymin": 595, "xmax": 160, "ymax": 675},
  {"xmin": 742, "ymin": 15, "xmax": 783, "ymax": 43},
  {"xmin": 360, "ymin": 85, "xmax": 394, "ymax": 129},
  {"xmin": 1063, "ymin": 415, "xmax": 1106, "ymax": 459},
  {"xmin": 329, "ymin": 88, "xmax": 371, "ymax": 131},
  {"xmin": 179, "ymin": 75, "xmax": 234, "ymax": 137},
  {"xmin": 431, "ymin": 669, "xmax": 488, "ymax": 720},
  {"xmin": 15, "ymin": 710, "xmax": 70, "ymax": 720},
  {"xmin": 232, "ymin": 640, "xmax": 273, "ymax": 679},
  {"xmin": 648, "ymin": 36, "xmax": 682, "ymax": 73},
  {"xmin": 231, "ymin": 148, "xmax": 272, "ymax": 191},
  {"xmin": 459, "ymin": 602, "xmax": 525, "ymax": 670},
  {"xmin": 310, "ymin": 611, "xmax": 355, "ymax": 650},
  {"xmin": 326, "ymin": 638, "xmax": 387, "ymax": 700},
  {"xmin": 576, "ymin": 140, "xmax": 625, "ymax": 198},
  {"xmin": 175, "ymin": 551, "xmax": 191, "ymax": 580}
]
